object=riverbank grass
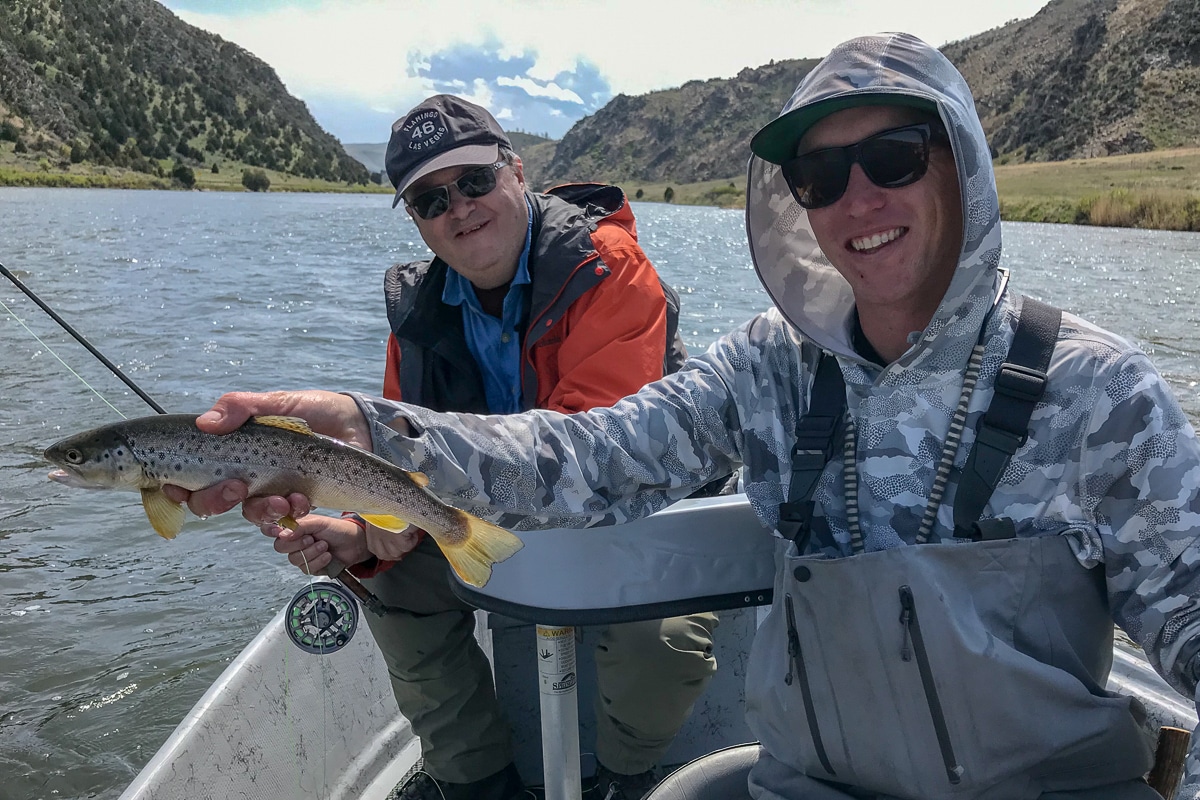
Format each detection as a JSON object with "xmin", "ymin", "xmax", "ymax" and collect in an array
[
  {"xmin": 995, "ymin": 147, "xmax": 1200, "ymax": 231},
  {"xmin": 0, "ymin": 141, "xmax": 392, "ymax": 195},
  {"xmin": 647, "ymin": 146, "xmax": 1200, "ymax": 232}
]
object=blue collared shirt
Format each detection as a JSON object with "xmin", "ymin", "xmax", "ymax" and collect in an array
[{"xmin": 441, "ymin": 198, "xmax": 534, "ymax": 414}]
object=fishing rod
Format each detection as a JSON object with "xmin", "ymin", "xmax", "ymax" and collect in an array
[
  {"xmin": 1, "ymin": 262, "xmax": 168, "ymax": 414},
  {"xmin": 2, "ymin": 259, "xmax": 386, "ymax": 650}
]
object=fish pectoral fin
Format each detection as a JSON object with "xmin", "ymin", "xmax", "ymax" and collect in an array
[
  {"xmin": 408, "ymin": 471, "xmax": 430, "ymax": 489},
  {"xmin": 358, "ymin": 513, "xmax": 411, "ymax": 533},
  {"xmin": 438, "ymin": 511, "xmax": 524, "ymax": 588},
  {"xmin": 141, "ymin": 488, "xmax": 186, "ymax": 540},
  {"xmin": 251, "ymin": 415, "xmax": 314, "ymax": 436}
]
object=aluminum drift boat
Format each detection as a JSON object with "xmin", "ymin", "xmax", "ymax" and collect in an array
[{"xmin": 119, "ymin": 495, "xmax": 1198, "ymax": 800}]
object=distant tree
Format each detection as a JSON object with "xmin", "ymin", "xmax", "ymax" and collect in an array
[
  {"xmin": 664, "ymin": 186, "xmax": 675, "ymax": 203},
  {"xmin": 70, "ymin": 143, "xmax": 85, "ymax": 163},
  {"xmin": 635, "ymin": 188, "xmax": 644, "ymax": 200},
  {"xmin": 14, "ymin": 139, "xmax": 28, "ymax": 154},
  {"xmin": 242, "ymin": 168, "xmax": 270, "ymax": 192},
  {"xmin": 369, "ymin": 171, "xmax": 383, "ymax": 185},
  {"xmin": 171, "ymin": 161, "xmax": 196, "ymax": 189},
  {"xmin": 0, "ymin": 121, "xmax": 19, "ymax": 142},
  {"xmin": 211, "ymin": 161, "xmax": 220, "ymax": 174}
]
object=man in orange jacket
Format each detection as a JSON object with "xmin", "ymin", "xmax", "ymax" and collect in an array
[{"xmin": 260, "ymin": 95, "xmax": 717, "ymax": 800}]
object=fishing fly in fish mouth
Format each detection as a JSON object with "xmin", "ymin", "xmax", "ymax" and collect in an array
[{"xmin": 43, "ymin": 413, "xmax": 523, "ymax": 588}]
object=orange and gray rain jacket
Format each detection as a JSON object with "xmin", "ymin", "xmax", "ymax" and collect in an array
[
  {"xmin": 349, "ymin": 184, "xmax": 686, "ymax": 578},
  {"xmin": 381, "ymin": 184, "xmax": 686, "ymax": 415}
]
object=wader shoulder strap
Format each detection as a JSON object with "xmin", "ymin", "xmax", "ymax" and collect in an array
[
  {"xmin": 953, "ymin": 296, "xmax": 1062, "ymax": 541},
  {"xmin": 778, "ymin": 353, "xmax": 846, "ymax": 544}
]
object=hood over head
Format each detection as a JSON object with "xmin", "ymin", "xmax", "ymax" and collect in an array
[{"xmin": 745, "ymin": 32, "xmax": 1002, "ymax": 366}]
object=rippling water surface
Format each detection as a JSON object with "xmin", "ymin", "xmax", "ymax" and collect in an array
[{"xmin": 1, "ymin": 187, "xmax": 1199, "ymax": 799}]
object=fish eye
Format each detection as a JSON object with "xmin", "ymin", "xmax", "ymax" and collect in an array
[{"xmin": 64, "ymin": 449, "xmax": 84, "ymax": 464}]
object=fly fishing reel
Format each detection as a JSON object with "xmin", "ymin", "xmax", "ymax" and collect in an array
[{"xmin": 285, "ymin": 580, "xmax": 360, "ymax": 654}]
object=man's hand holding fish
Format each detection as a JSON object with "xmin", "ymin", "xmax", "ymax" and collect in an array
[
  {"xmin": 163, "ymin": 389, "xmax": 377, "ymax": 523},
  {"xmin": 47, "ymin": 389, "xmax": 521, "ymax": 588},
  {"xmin": 264, "ymin": 512, "xmax": 423, "ymax": 574}
]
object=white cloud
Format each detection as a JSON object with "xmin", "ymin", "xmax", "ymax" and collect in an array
[
  {"xmin": 459, "ymin": 78, "xmax": 495, "ymax": 109},
  {"xmin": 165, "ymin": 0, "xmax": 1051, "ymax": 138},
  {"xmin": 171, "ymin": 0, "xmax": 1049, "ymax": 100},
  {"xmin": 496, "ymin": 76, "xmax": 583, "ymax": 105}
]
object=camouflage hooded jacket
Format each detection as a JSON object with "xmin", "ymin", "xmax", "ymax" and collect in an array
[{"xmin": 352, "ymin": 33, "xmax": 1200, "ymax": 797}]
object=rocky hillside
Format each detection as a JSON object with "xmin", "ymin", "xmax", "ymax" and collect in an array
[
  {"xmin": 945, "ymin": 0, "xmax": 1200, "ymax": 159},
  {"xmin": 525, "ymin": 59, "xmax": 818, "ymax": 189},
  {"xmin": 529, "ymin": 0, "xmax": 1200, "ymax": 186},
  {"xmin": 0, "ymin": 0, "xmax": 369, "ymax": 184}
]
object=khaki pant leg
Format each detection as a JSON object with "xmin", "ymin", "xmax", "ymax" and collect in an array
[
  {"xmin": 361, "ymin": 537, "xmax": 513, "ymax": 784},
  {"xmin": 593, "ymin": 612, "xmax": 719, "ymax": 774}
]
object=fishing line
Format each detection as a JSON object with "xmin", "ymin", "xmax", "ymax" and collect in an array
[
  {"xmin": 3, "ymin": 258, "xmax": 380, "ymax": 635},
  {"xmin": 297, "ymin": 546, "xmax": 331, "ymax": 797},
  {"xmin": 5, "ymin": 259, "xmax": 353, "ymax": 796},
  {"xmin": 0, "ymin": 295, "xmax": 129, "ymax": 419},
  {"xmin": 0, "ymin": 262, "xmax": 167, "ymax": 413}
]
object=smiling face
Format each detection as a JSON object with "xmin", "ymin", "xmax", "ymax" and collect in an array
[
  {"xmin": 801, "ymin": 105, "xmax": 963, "ymax": 336},
  {"xmin": 404, "ymin": 156, "xmax": 529, "ymax": 290}
]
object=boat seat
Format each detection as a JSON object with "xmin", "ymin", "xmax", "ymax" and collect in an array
[
  {"xmin": 449, "ymin": 494, "xmax": 775, "ymax": 800},
  {"xmin": 644, "ymin": 743, "xmax": 759, "ymax": 800},
  {"xmin": 451, "ymin": 494, "xmax": 777, "ymax": 625}
]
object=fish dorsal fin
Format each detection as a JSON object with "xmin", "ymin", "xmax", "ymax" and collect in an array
[
  {"xmin": 252, "ymin": 415, "xmax": 314, "ymax": 435},
  {"xmin": 409, "ymin": 471, "xmax": 430, "ymax": 488},
  {"xmin": 141, "ymin": 488, "xmax": 186, "ymax": 540}
]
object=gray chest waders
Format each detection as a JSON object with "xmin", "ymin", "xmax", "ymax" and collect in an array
[{"xmin": 777, "ymin": 296, "xmax": 1062, "ymax": 549}]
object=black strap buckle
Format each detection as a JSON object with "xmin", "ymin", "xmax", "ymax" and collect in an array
[{"xmin": 994, "ymin": 362, "xmax": 1047, "ymax": 404}]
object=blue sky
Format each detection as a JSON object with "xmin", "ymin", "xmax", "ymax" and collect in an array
[{"xmin": 158, "ymin": 0, "xmax": 1051, "ymax": 145}]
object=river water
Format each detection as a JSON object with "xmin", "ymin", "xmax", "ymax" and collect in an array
[{"xmin": 0, "ymin": 187, "xmax": 1198, "ymax": 799}]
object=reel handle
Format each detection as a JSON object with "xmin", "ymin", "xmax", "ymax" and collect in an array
[
  {"xmin": 277, "ymin": 516, "xmax": 388, "ymax": 616},
  {"xmin": 322, "ymin": 558, "xmax": 388, "ymax": 617}
]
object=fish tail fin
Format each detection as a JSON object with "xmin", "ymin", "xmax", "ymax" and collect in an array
[{"xmin": 441, "ymin": 511, "xmax": 524, "ymax": 588}]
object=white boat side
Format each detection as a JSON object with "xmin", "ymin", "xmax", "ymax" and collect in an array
[{"xmin": 120, "ymin": 496, "xmax": 1199, "ymax": 799}]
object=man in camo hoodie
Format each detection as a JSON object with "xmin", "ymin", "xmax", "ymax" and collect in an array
[{"xmin": 182, "ymin": 32, "xmax": 1200, "ymax": 800}]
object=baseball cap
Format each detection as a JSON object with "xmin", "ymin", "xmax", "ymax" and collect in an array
[
  {"xmin": 750, "ymin": 93, "xmax": 938, "ymax": 165},
  {"xmin": 385, "ymin": 95, "xmax": 513, "ymax": 208}
]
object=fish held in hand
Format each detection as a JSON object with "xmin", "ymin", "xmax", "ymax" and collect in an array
[{"xmin": 43, "ymin": 414, "xmax": 522, "ymax": 587}]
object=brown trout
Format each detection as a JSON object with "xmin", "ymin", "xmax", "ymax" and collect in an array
[{"xmin": 43, "ymin": 413, "xmax": 523, "ymax": 587}]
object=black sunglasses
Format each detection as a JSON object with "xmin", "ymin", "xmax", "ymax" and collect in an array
[
  {"xmin": 781, "ymin": 123, "xmax": 946, "ymax": 210},
  {"xmin": 405, "ymin": 161, "xmax": 508, "ymax": 220}
]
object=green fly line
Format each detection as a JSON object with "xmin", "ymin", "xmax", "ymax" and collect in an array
[{"xmin": 0, "ymin": 295, "xmax": 128, "ymax": 419}]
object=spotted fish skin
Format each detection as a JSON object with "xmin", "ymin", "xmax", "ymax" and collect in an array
[{"xmin": 43, "ymin": 414, "xmax": 522, "ymax": 587}]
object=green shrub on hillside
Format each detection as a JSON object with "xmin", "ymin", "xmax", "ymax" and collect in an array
[
  {"xmin": 172, "ymin": 162, "xmax": 196, "ymax": 189},
  {"xmin": 242, "ymin": 168, "xmax": 271, "ymax": 192}
]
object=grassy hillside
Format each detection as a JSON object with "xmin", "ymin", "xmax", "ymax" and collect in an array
[{"xmin": 0, "ymin": 0, "xmax": 369, "ymax": 188}]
